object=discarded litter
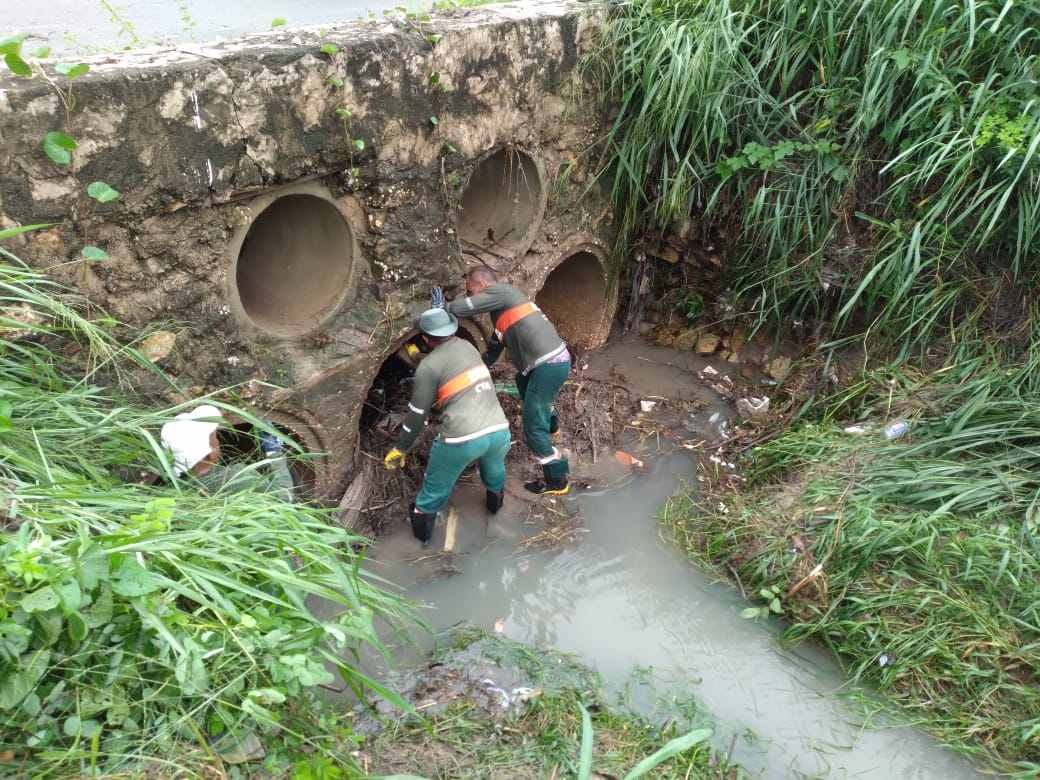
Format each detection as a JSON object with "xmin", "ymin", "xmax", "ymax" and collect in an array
[
  {"xmin": 639, "ymin": 399, "xmax": 658, "ymax": 412},
  {"xmin": 883, "ymin": 419, "xmax": 910, "ymax": 440},
  {"xmin": 843, "ymin": 424, "xmax": 870, "ymax": 435},
  {"xmin": 614, "ymin": 450, "xmax": 645, "ymax": 469},
  {"xmin": 493, "ymin": 618, "xmax": 506, "ymax": 634},
  {"xmin": 736, "ymin": 396, "xmax": 770, "ymax": 420}
]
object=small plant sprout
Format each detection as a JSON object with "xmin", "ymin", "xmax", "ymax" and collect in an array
[
  {"xmin": 320, "ymin": 43, "xmax": 339, "ymax": 56},
  {"xmin": 740, "ymin": 584, "xmax": 783, "ymax": 620},
  {"xmin": 86, "ymin": 181, "xmax": 121, "ymax": 203},
  {"xmin": 81, "ymin": 246, "xmax": 110, "ymax": 262},
  {"xmin": 271, "ymin": 17, "xmax": 287, "ymax": 28}
]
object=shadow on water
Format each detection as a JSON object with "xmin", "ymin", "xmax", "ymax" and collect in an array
[{"xmin": 361, "ymin": 452, "xmax": 987, "ymax": 780}]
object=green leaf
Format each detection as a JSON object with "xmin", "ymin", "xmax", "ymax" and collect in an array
[
  {"xmin": 111, "ymin": 558, "xmax": 159, "ymax": 597},
  {"xmin": 623, "ymin": 728, "xmax": 713, "ymax": 779},
  {"xmin": 247, "ymin": 688, "xmax": 286, "ymax": 705},
  {"xmin": 32, "ymin": 46, "xmax": 51, "ymax": 59},
  {"xmin": 21, "ymin": 586, "xmax": 59, "ymax": 613},
  {"xmin": 353, "ymin": 139, "xmax": 365, "ymax": 152},
  {"xmin": 67, "ymin": 612, "xmax": 87, "ymax": 641},
  {"xmin": 42, "ymin": 131, "xmax": 76, "ymax": 165},
  {"xmin": 86, "ymin": 181, "xmax": 121, "ymax": 203},
  {"xmin": 55, "ymin": 579, "xmax": 82, "ymax": 613},
  {"xmin": 4, "ymin": 52, "xmax": 31, "ymax": 77},
  {"xmin": 758, "ymin": 588, "xmax": 772, "ymax": 600},
  {"xmin": 320, "ymin": 43, "xmax": 339, "ymax": 55},
  {"xmin": 0, "ymin": 400, "xmax": 13, "ymax": 432},
  {"xmin": 55, "ymin": 62, "xmax": 89, "ymax": 79},
  {"xmin": 0, "ymin": 222, "xmax": 55, "ymax": 241},
  {"xmin": 84, "ymin": 584, "xmax": 113, "ymax": 628},
  {"xmin": 334, "ymin": 107, "xmax": 352, "ymax": 118},
  {"xmin": 81, "ymin": 245, "xmax": 110, "ymax": 262},
  {"xmin": 271, "ymin": 17, "xmax": 287, "ymax": 27},
  {"xmin": 740, "ymin": 607, "xmax": 761, "ymax": 619},
  {"xmin": 0, "ymin": 34, "xmax": 27, "ymax": 56},
  {"xmin": 0, "ymin": 651, "xmax": 49, "ymax": 710},
  {"xmin": 577, "ymin": 703, "xmax": 593, "ymax": 780},
  {"xmin": 327, "ymin": 75, "xmax": 344, "ymax": 88},
  {"xmin": 429, "ymin": 116, "xmax": 438, "ymax": 126},
  {"xmin": 427, "ymin": 34, "xmax": 442, "ymax": 45},
  {"xmin": 769, "ymin": 597, "xmax": 782, "ymax": 614}
]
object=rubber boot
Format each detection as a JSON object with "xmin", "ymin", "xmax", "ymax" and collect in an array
[
  {"xmin": 409, "ymin": 504, "xmax": 437, "ymax": 546},
  {"xmin": 524, "ymin": 460, "xmax": 570, "ymax": 496},
  {"xmin": 486, "ymin": 489, "xmax": 504, "ymax": 514}
]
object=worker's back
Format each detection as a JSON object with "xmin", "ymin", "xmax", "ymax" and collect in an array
[{"xmin": 417, "ymin": 337, "xmax": 508, "ymax": 442}]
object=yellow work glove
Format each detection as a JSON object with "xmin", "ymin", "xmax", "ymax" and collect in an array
[{"xmin": 384, "ymin": 448, "xmax": 406, "ymax": 470}]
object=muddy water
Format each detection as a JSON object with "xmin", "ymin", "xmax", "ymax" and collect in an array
[{"xmin": 367, "ymin": 452, "xmax": 986, "ymax": 779}]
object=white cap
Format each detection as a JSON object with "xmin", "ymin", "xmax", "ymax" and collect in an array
[{"xmin": 160, "ymin": 404, "xmax": 223, "ymax": 476}]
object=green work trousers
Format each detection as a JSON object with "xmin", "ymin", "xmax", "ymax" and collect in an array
[
  {"xmin": 515, "ymin": 360, "xmax": 569, "ymax": 478},
  {"xmin": 415, "ymin": 428, "xmax": 511, "ymax": 513}
]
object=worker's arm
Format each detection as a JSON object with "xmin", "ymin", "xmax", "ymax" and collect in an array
[
  {"xmin": 261, "ymin": 458, "xmax": 295, "ymax": 503},
  {"xmin": 483, "ymin": 332, "xmax": 504, "ymax": 366},
  {"xmin": 395, "ymin": 361, "xmax": 437, "ymax": 451},
  {"xmin": 447, "ymin": 287, "xmax": 506, "ymax": 318}
]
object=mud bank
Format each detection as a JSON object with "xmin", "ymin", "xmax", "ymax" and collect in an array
[{"xmin": 0, "ymin": 0, "xmax": 616, "ymax": 500}]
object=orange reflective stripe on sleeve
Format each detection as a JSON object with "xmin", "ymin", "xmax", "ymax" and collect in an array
[
  {"xmin": 436, "ymin": 364, "xmax": 492, "ymax": 406},
  {"xmin": 494, "ymin": 301, "xmax": 539, "ymax": 337}
]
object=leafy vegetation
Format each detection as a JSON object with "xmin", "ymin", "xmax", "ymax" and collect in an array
[
  {"xmin": 361, "ymin": 632, "xmax": 735, "ymax": 779},
  {"xmin": 599, "ymin": 0, "xmax": 1040, "ymax": 356},
  {"xmin": 0, "ymin": 252, "xmax": 413, "ymax": 777},
  {"xmin": 664, "ymin": 360, "xmax": 1040, "ymax": 776}
]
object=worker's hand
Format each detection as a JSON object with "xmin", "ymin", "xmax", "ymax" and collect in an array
[
  {"xmin": 404, "ymin": 343, "xmax": 421, "ymax": 360},
  {"xmin": 259, "ymin": 430, "xmax": 284, "ymax": 458},
  {"xmin": 430, "ymin": 286, "xmax": 445, "ymax": 309},
  {"xmin": 384, "ymin": 448, "xmax": 406, "ymax": 470}
]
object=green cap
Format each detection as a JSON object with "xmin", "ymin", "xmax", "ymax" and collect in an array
[{"xmin": 417, "ymin": 307, "xmax": 458, "ymax": 337}]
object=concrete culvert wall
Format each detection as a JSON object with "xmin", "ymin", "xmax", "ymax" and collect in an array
[
  {"xmin": 457, "ymin": 147, "xmax": 546, "ymax": 260},
  {"xmin": 234, "ymin": 193, "xmax": 355, "ymax": 337},
  {"xmin": 536, "ymin": 249, "xmax": 611, "ymax": 350}
]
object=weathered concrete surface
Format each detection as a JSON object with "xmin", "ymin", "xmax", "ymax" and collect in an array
[{"xmin": 0, "ymin": 0, "xmax": 617, "ymax": 499}]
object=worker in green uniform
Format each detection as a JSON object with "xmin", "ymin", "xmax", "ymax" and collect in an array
[
  {"xmin": 383, "ymin": 307, "xmax": 512, "ymax": 545},
  {"xmin": 447, "ymin": 267, "xmax": 571, "ymax": 496},
  {"xmin": 160, "ymin": 404, "xmax": 294, "ymax": 502}
]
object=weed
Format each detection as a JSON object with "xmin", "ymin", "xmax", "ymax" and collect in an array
[
  {"xmin": 666, "ymin": 363, "xmax": 1040, "ymax": 775},
  {"xmin": 0, "ymin": 250, "xmax": 415, "ymax": 775},
  {"xmin": 598, "ymin": 0, "xmax": 1040, "ymax": 358}
]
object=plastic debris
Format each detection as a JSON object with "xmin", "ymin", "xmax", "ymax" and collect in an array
[
  {"xmin": 614, "ymin": 450, "xmax": 645, "ymax": 468},
  {"xmin": 736, "ymin": 396, "xmax": 770, "ymax": 420},
  {"xmin": 844, "ymin": 425, "xmax": 870, "ymax": 435},
  {"xmin": 493, "ymin": 618, "xmax": 506, "ymax": 634},
  {"xmin": 883, "ymin": 419, "xmax": 910, "ymax": 440},
  {"xmin": 639, "ymin": 399, "xmax": 658, "ymax": 412}
]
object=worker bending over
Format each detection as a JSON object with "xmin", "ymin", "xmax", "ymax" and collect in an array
[
  {"xmin": 160, "ymin": 404, "xmax": 294, "ymax": 501},
  {"xmin": 448, "ymin": 267, "xmax": 571, "ymax": 496},
  {"xmin": 384, "ymin": 307, "xmax": 511, "ymax": 545}
]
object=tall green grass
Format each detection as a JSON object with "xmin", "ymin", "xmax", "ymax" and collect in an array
[
  {"xmin": 0, "ymin": 254, "xmax": 412, "ymax": 777},
  {"xmin": 599, "ymin": 0, "xmax": 1040, "ymax": 355},
  {"xmin": 666, "ymin": 365, "xmax": 1040, "ymax": 775}
]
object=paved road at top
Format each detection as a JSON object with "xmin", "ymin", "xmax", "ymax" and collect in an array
[{"xmin": 7, "ymin": 0, "xmax": 408, "ymax": 56}]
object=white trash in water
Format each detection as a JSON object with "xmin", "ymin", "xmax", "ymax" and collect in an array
[{"xmin": 640, "ymin": 399, "xmax": 658, "ymax": 413}]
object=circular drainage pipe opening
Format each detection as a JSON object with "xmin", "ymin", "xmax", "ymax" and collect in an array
[
  {"xmin": 536, "ymin": 251, "xmax": 609, "ymax": 349},
  {"xmin": 457, "ymin": 147, "xmax": 546, "ymax": 258},
  {"xmin": 235, "ymin": 193, "xmax": 354, "ymax": 337}
]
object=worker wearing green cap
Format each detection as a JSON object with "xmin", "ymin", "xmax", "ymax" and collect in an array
[{"xmin": 384, "ymin": 307, "xmax": 512, "ymax": 545}]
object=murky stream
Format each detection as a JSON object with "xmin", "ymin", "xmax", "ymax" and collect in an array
[{"xmin": 365, "ymin": 451, "xmax": 986, "ymax": 779}]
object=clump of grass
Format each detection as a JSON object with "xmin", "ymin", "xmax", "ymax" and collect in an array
[
  {"xmin": 598, "ymin": 0, "xmax": 1040, "ymax": 358},
  {"xmin": 361, "ymin": 631, "xmax": 734, "ymax": 779},
  {"xmin": 665, "ymin": 365, "xmax": 1040, "ymax": 776},
  {"xmin": 0, "ymin": 253, "xmax": 413, "ymax": 777}
]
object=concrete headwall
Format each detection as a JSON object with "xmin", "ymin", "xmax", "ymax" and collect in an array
[{"xmin": 0, "ymin": 0, "xmax": 616, "ymax": 499}]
